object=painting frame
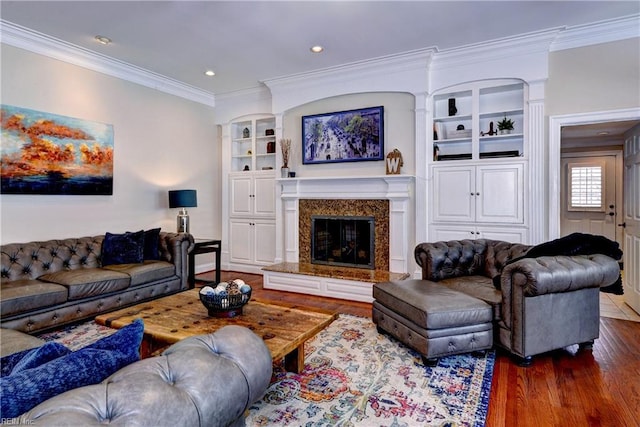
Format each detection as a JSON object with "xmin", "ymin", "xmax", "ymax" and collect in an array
[
  {"xmin": 302, "ymin": 106, "xmax": 384, "ymax": 165},
  {"xmin": 1, "ymin": 105, "xmax": 114, "ymax": 195}
]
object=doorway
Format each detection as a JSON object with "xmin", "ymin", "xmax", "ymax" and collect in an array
[{"xmin": 550, "ymin": 108, "xmax": 640, "ymax": 316}]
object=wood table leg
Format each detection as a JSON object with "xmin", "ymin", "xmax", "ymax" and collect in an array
[{"xmin": 283, "ymin": 344, "xmax": 305, "ymax": 373}]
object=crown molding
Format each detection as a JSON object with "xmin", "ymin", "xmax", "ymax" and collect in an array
[
  {"xmin": 0, "ymin": 20, "xmax": 216, "ymax": 107},
  {"xmin": 550, "ymin": 14, "xmax": 640, "ymax": 52}
]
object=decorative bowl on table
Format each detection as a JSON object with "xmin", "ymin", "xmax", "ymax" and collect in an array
[{"xmin": 199, "ymin": 279, "xmax": 251, "ymax": 318}]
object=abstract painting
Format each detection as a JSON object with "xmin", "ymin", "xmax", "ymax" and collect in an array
[{"xmin": 1, "ymin": 105, "xmax": 113, "ymax": 195}]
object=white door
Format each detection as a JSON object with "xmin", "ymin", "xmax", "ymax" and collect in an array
[
  {"xmin": 253, "ymin": 175, "xmax": 276, "ymax": 216},
  {"xmin": 432, "ymin": 166, "xmax": 475, "ymax": 222},
  {"xmin": 476, "ymin": 163, "xmax": 524, "ymax": 224},
  {"xmin": 623, "ymin": 126, "xmax": 640, "ymax": 314},
  {"xmin": 254, "ymin": 220, "xmax": 276, "ymax": 265},
  {"xmin": 229, "ymin": 219, "xmax": 253, "ymax": 264},
  {"xmin": 561, "ymin": 154, "xmax": 618, "ymax": 241},
  {"xmin": 230, "ymin": 175, "xmax": 253, "ymax": 216}
]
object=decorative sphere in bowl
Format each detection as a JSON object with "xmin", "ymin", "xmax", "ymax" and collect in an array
[{"xmin": 199, "ymin": 280, "xmax": 251, "ymax": 318}]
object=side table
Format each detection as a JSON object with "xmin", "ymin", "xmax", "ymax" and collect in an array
[{"xmin": 188, "ymin": 238, "xmax": 222, "ymax": 288}]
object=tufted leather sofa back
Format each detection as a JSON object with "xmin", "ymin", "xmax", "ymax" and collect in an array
[
  {"xmin": 1, "ymin": 237, "xmax": 104, "ymax": 282},
  {"xmin": 415, "ymin": 239, "xmax": 530, "ymax": 281}
]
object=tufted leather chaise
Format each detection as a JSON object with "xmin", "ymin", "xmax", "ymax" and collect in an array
[
  {"xmin": 7, "ymin": 325, "xmax": 273, "ymax": 427},
  {"xmin": 1, "ymin": 232, "xmax": 194, "ymax": 333},
  {"xmin": 373, "ymin": 239, "xmax": 621, "ymax": 365}
]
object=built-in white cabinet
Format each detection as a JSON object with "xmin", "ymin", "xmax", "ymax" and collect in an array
[
  {"xmin": 231, "ymin": 116, "xmax": 276, "ymax": 172},
  {"xmin": 432, "ymin": 163, "xmax": 524, "ymax": 224},
  {"xmin": 229, "ymin": 218, "xmax": 276, "ymax": 266},
  {"xmin": 223, "ymin": 115, "xmax": 277, "ymax": 273},
  {"xmin": 428, "ymin": 79, "xmax": 529, "ymax": 244},
  {"xmin": 432, "ymin": 80, "xmax": 526, "ymax": 162},
  {"xmin": 229, "ymin": 172, "xmax": 276, "ymax": 217}
]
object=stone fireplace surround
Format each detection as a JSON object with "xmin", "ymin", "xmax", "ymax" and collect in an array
[{"xmin": 263, "ymin": 175, "xmax": 413, "ymax": 302}]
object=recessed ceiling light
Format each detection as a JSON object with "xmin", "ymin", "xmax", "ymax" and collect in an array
[
  {"xmin": 204, "ymin": 70, "xmax": 215, "ymax": 77},
  {"xmin": 94, "ymin": 35, "xmax": 112, "ymax": 45},
  {"xmin": 597, "ymin": 131, "xmax": 610, "ymax": 136},
  {"xmin": 310, "ymin": 45, "xmax": 324, "ymax": 53}
]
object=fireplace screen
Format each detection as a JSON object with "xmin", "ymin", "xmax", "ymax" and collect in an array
[{"xmin": 311, "ymin": 215, "xmax": 374, "ymax": 269}]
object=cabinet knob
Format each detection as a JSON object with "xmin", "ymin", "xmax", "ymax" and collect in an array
[
  {"xmin": 476, "ymin": 192, "xmax": 480, "ymax": 196},
  {"xmin": 470, "ymin": 193, "xmax": 474, "ymax": 196}
]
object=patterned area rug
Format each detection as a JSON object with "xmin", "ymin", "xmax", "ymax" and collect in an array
[
  {"xmin": 37, "ymin": 315, "xmax": 495, "ymax": 426},
  {"xmin": 247, "ymin": 315, "xmax": 495, "ymax": 427}
]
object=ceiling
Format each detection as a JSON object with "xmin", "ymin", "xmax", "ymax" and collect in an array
[{"xmin": 1, "ymin": 1, "xmax": 639, "ymax": 96}]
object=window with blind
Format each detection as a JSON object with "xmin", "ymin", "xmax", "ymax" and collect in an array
[{"xmin": 568, "ymin": 163, "xmax": 604, "ymax": 211}]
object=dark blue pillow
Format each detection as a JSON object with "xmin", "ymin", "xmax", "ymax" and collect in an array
[
  {"xmin": 1, "ymin": 342, "xmax": 70, "ymax": 377},
  {"xmin": 143, "ymin": 228, "xmax": 161, "ymax": 260},
  {"xmin": 101, "ymin": 230, "xmax": 145, "ymax": 266},
  {"xmin": 0, "ymin": 319, "xmax": 144, "ymax": 418}
]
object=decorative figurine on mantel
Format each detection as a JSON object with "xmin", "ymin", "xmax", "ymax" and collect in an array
[{"xmin": 386, "ymin": 149, "xmax": 403, "ymax": 175}]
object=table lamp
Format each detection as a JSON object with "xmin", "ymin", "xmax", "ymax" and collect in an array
[{"xmin": 168, "ymin": 189, "xmax": 197, "ymax": 233}]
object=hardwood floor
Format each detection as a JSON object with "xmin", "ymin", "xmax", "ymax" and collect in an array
[{"xmin": 200, "ymin": 271, "xmax": 640, "ymax": 427}]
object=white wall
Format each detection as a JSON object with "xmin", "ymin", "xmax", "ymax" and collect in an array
[
  {"xmin": 547, "ymin": 38, "xmax": 640, "ymax": 116},
  {"xmin": 0, "ymin": 46, "xmax": 221, "ymax": 266},
  {"xmin": 282, "ymin": 92, "xmax": 416, "ymax": 177}
]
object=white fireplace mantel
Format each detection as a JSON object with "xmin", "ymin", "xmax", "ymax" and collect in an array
[{"xmin": 277, "ymin": 174, "xmax": 415, "ymax": 274}]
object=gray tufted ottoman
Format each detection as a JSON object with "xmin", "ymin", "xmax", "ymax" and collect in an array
[{"xmin": 372, "ymin": 279, "xmax": 493, "ymax": 365}]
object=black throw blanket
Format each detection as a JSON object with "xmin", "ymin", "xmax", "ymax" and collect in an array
[{"xmin": 495, "ymin": 233, "xmax": 624, "ymax": 294}]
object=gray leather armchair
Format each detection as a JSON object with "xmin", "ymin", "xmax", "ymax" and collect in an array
[
  {"xmin": 10, "ymin": 325, "xmax": 273, "ymax": 426},
  {"xmin": 414, "ymin": 239, "xmax": 620, "ymax": 365}
]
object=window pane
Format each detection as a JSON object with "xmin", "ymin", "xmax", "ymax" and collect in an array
[{"xmin": 570, "ymin": 165, "xmax": 602, "ymax": 208}]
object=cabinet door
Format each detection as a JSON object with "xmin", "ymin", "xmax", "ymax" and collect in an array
[
  {"xmin": 229, "ymin": 219, "xmax": 253, "ymax": 264},
  {"xmin": 253, "ymin": 220, "xmax": 276, "ymax": 265},
  {"xmin": 475, "ymin": 226, "xmax": 526, "ymax": 243},
  {"xmin": 230, "ymin": 175, "xmax": 253, "ymax": 216},
  {"xmin": 253, "ymin": 175, "xmax": 276, "ymax": 216},
  {"xmin": 476, "ymin": 164, "xmax": 524, "ymax": 223},
  {"xmin": 433, "ymin": 166, "xmax": 475, "ymax": 222},
  {"xmin": 431, "ymin": 225, "xmax": 477, "ymax": 241}
]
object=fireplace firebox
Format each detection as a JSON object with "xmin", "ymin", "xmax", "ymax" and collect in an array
[{"xmin": 311, "ymin": 215, "xmax": 374, "ymax": 269}]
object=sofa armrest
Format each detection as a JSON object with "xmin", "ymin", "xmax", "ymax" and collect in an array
[
  {"xmin": 414, "ymin": 240, "xmax": 490, "ymax": 281},
  {"xmin": 159, "ymin": 232, "xmax": 194, "ymax": 290},
  {"xmin": 501, "ymin": 254, "xmax": 620, "ymax": 297}
]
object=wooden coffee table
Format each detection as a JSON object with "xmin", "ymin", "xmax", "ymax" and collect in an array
[{"xmin": 95, "ymin": 289, "xmax": 337, "ymax": 373}]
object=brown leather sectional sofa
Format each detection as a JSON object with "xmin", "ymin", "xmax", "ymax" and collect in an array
[{"xmin": 1, "ymin": 232, "xmax": 194, "ymax": 333}]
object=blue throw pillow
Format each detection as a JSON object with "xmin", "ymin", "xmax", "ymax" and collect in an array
[
  {"xmin": 1, "ymin": 342, "xmax": 70, "ymax": 377},
  {"xmin": 101, "ymin": 230, "xmax": 145, "ymax": 266},
  {"xmin": 143, "ymin": 228, "xmax": 161, "ymax": 260},
  {"xmin": 0, "ymin": 319, "xmax": 144, "ymax": 418}
]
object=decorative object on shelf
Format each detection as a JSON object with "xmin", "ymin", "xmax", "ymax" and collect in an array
[
  {"xmin": 266, "ymin": 140, "xmax": 275, "ymax": 153},
  {"xmin": 243, "ymin": 165, "xmax": 250, "ymax": 171},
  {"xmin": 265, "ymin": 129, "xmax": 274, "ymax": 136},
  {"xmin": 480, "ymin": 121, "xmax": 497, "ymax": 136},
  {"xmin": 433, "ymin": 123, "xmax": 439, "ymax": 141},
  {"xmin": 280, "ymin": 138, "xmax": 291, "ymax": 173},
  {"xmin": 199, "ymin": 279, "xmax": 251, "ymax": 318},
  {"xmin": 497, "ymin": 115, "xmax": 514, "ymax": 134},
  {"xmin": 168, "ymin": 189, "xmax": 197, "ymax": 233},
  {"xmin": 302, "ymin": 106, "xmax": 384, "ymax": 165},
  {"xmin": 456, "ymin": 124, "xmax": 465, "ymax": 130},
  {"xmin": 448, "ymin": 98, "xmax": 457, "ymax": 116},
  {"xmin": 247, "ymin": 149, "xmax": 252, "ymax": 155},
  {"xmin": 434, "ymin": 144, "xmax": 440, "ymax": 161},
  {"xmin": 242, "ymin": 127, "xmax": 250, "ymax": 138},
  {"xmin": 449, "ymin": 126, "xmax": 472, "ymax": 138},
  {"xmin": 385, "ymin": 149, "xmax": 403, "ymax": 175},
  {"xmin": 288, "ymin": 171, "xmax": 296, "ymax": 178}
]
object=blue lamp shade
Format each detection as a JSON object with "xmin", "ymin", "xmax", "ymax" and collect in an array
[{"xmin": 168, "ymin": 190, "xmax": 197, "ymax": 208}]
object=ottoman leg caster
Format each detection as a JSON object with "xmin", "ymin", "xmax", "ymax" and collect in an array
[{"xmin": 515, "ymin": 355, "xmax": 533, "ymax": 367}]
